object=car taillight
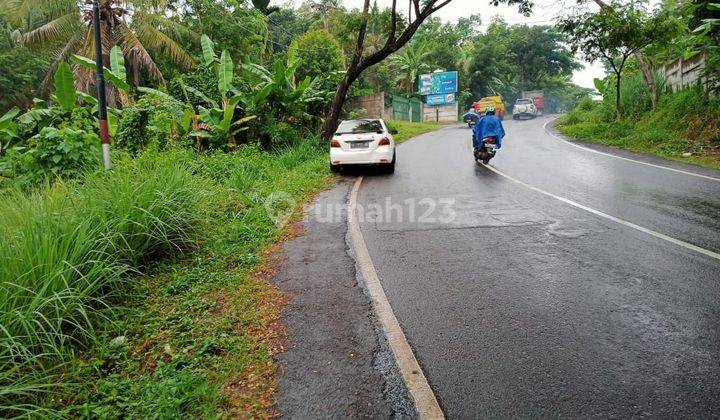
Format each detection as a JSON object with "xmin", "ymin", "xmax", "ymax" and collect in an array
[
  {"xmin": 378, "ymin": 137, "xmax": 390, "ymax": 146},
  {"xmin": 330, "ymin": 139, "xmax": 341, "ymax": 148}
]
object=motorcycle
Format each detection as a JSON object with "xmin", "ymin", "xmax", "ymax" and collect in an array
[
  {"xmin": 474, "ymin": 136, "xmax": 498, "ymax": 164},
  {"xmin": 462, "ymin": 110, "xmax": 480, "ymax": 129}
]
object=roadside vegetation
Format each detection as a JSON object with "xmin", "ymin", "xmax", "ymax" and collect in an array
[
  {"xmin": 3, "ymin": 0, "xmax": 716, "ymax": 416},
  {"xmin": 389, "ymin": 120, "xmax": 450, "ymax": 143},
  {"xmin": 557, "ymin": 87, "xmax": 720, "ymax": 169},
  {"xmin": 558, "ymin": 0, "xmax": 720, "ymax": 169},
  {"xmin": 0, "ymin": 6, "xmax": 451, "ymax": 411}
]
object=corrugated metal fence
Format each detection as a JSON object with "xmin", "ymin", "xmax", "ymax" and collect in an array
[{"xmin": 392, "ymin": 95, "xmax": 421, "ymax": 122}]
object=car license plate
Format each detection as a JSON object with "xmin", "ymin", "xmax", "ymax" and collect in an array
[{"xmin": 350, "ymin": 142, "xmax": 369, "ymax": 149}]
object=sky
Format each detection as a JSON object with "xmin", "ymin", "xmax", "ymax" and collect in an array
[{"xmin": 282, "ymin": 0, "xmax": 607, "ymax": 88}]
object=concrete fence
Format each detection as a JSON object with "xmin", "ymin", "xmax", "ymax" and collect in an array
[
  {"xmin": 665, "ymin": 52, "xmax": 708, "ymax": 92},
  {"xmin": 345, "ymin": 92, "xmax": 392, "ymax": 119}
]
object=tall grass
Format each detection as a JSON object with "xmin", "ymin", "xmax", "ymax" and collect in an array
[{"xmin": 0, "ymin": 150, "xmax": 208, "ymax": 416}]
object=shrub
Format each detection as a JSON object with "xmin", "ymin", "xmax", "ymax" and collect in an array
[
  {"xmin": 116, "ymin": 96, "xmax": 181, "ymax": 154},
  {"xmin": 168, "ymin": 64, "xmax": 221, "ymax": 108},
  {"xmin": 578, "ymin": 97, "xmax": 597, "ymax": 111},
  {"xmin": 288, "ymin": 29, "xmax": 345, "ymax": 82},
  {"xmin": 17, "ymin": 126, "xmax": 100, "ymax": 183},
  {"xmin": 116, "ymin": 106, "xmax": 152, "ymax": 154}
]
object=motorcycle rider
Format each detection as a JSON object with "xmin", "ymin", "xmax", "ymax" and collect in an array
[{"xmin": 473, "ymin": 106, "xmax": 506, "ymax": 152}]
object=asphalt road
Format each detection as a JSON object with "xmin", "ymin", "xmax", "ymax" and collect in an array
[{"xmin": 355, "ymin": 116, "xmax": 720, "ymax": 418}]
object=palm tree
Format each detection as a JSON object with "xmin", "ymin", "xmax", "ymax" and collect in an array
[
  {"xmin": 1, "ymin": 0, "xmax": 195, "ymax": 101},
  {"xmin": 390, "ymin": 43, "xmax": 431, "ymax": 97}
]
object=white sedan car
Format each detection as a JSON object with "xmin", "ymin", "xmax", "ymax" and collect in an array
[{"xmin": 330, "ymin": 119, "xmax": 397, "ymax": 173}]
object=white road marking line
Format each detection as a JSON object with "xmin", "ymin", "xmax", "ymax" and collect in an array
[
  {"xmin": 484, "ymin": 164, "xmax": 720, "ymax": 262},
  {"xmin": 542, "ymin": 119, "xmax": 720, "ymax": 182},
  {"xmin": 348, "ymin": 176, "xmax": 445, "ymax": 420}
]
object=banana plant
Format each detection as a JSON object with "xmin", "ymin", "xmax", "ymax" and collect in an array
[
  {"xmin": 188, "ymin": 40, "xmax": 257, "ymax": 148},
  {"xmin": 192, "ymin": 96, "xmax": 257, "ymax": 147},
  {"xmin": 54, "ymin": 62, "xmax": 77, "ymax": 111},
  {"xmin": 0, "ymin": 107, "xmax": 20, "ymax": 156},
  {"xmin": 593, "ymin": 77, "xmax": 608, "ymax": 95},
  {"xmin": 201, "ymin": 34, "xmax": 218, "ymax": 67},
  {"xmin": 53, "ymin": 59, "xmax": 119, "ymax": 132},
  {"xmin": 70, "ymin": 46, "xmax": 131, "ymax": 94},
  {"xmin": 240, "ymin": 58, "xmax": 319, "ymax": 121}
]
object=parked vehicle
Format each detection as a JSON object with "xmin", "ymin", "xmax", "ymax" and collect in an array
[
  {"xmin": 473, "ymin": 96, "xmax": 505, "ymax": 120},
  {"xmin": 512, "ymin": 98, "xmax": 538, "ymax": 119},
  {"xmin": 330, "ymin": 119, "xmax": 397, "ymax": 173},
  {"xmin": 463, "ymin": 108, "xmax": 480, "ymax": 128},
  {"xmin": 521, "ymin": 90, "xmax": 545, "ymax": 115},
  {"xmin": 473, "ymin": 136, "xmax": 499, "ymax": 164}
]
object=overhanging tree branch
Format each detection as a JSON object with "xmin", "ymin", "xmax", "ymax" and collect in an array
[{"xmin": 320, "ymin": 0, "xmax": 533, "ymax": 139}]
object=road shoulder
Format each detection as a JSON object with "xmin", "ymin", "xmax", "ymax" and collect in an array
[
  {"xmin": 547, "ymin": 117, "xmax": 720, "ymax": 179},
  {"xmin": 270, "ymin": 178, "xmax": 415, "ymax": 418}
]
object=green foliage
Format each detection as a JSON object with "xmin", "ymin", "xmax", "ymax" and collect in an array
[
  {"xmin": 558, "ymin": 86, "xmax": 720, "ymax": 169},
  {"xmin": 15, "ymin": 126, "xmax": 100, "ymax": 182},
  {"xmin": 0, "ymin": 150, "xmax": 208, "ymax": 416},
  {"xmin": 117, "ymin": 94, "xmax": 187, "ymax": 154},
  {"xmin": 1, "ymin": 133, "xmax": 332, "ymax": 416},
  {"xmin": 288, "ymin": 29, "xmax": 345, "ymax": 81},
  {"xmin": 559, "ymin": 2, "xmax": 672, "ymax": 119},
  {"xmin": 0, "ymin": 15, "xmax": 54, "ymax": 112},
  {"xmin": 1, "ymin": 0, "xmax": 193, "ymax": 99},
  {"xmin": 465, "ymin": 21, "xmax": 581, "ymax": 109},
  {"xmin": 218, "ymin": 50, "xmax": 234, "ymax": 97},
  {"xmin": 268, "ymin": 8, "xmax": 314, "ymax": 52},
  {"xmin": 70, "ymin": 54, "xmax": 131, "ymax": 93},
  {"xmin": 116, "ymin": 107, "xmax": 152, "ymax": 155},
  {"xmin": 390, "ymin": 44, "xmax": 431, "ymax": 97},
  {"xmin": 0, "ymin": 107, "xmax": 20, "ymax": 156},
  {"xmin": 201, "ymin": 34, "xmax": 217, "ymax": 66},
  {"xmin": 177, "ymin": 3, "xmax": 270, "ymax": 67},
  {"xmin": 53, "ymin": 62, "xmax": 77, "ymax": 111},
  {"xmin": 240, "ymin": 59, "xmax": 323, "ymax": 147},
  {"xmin": 109, "ymin": 45, "xmax": 127, "ymax": 83},
  {"xmin": 168, "ymin": 64, "xmax": 221, "ymax": 108}
]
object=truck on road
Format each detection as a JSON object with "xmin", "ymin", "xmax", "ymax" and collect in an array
[
  {"xmin": 521, "ymin": 90, "xmax": 545, "ymax": 115},
  {"xmin": 473, "ymin": 96, "xmax": 505, "ymax": 120}
]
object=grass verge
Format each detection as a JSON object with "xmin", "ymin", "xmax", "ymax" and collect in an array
[
  {"xmin": 388, "ymin": 120, "xmax": 451, "ymax": 143},
  {"xmin": 556, "ymin": 90, "xmax": 720, "ymax": 171},
  {"xmin": 1, "ymin": 139, "xmax": 332, "ymax": 418},
  {"xmin": 1, "ymin": 120, "xmax": 448, "ymax": 417}
]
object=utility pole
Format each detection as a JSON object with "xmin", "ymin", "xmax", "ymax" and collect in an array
[{"xmin": 91, "ymin": 0, "xmax": 111, "ymax": 170}]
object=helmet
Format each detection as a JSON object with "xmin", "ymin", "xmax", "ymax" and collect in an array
[{"xmin": 485, "ymin": 106, "xmax": 496, "ymax": 115}]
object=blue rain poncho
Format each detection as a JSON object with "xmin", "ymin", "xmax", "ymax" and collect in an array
[{"xmin": 473, "ymin": 115, "xmax": 506, "ymax": 149}]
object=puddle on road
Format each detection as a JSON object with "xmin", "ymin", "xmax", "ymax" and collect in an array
[
  {"xmin": 363, "ymin": 194, "xmax": 611, "ymax": 237},
  {"xmin": 546, "ymin": 221, "xmax": 592, "ymax": 239}
]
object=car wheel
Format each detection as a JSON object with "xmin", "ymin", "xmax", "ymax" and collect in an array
[
  {"xmin": 385, "ymin": 153, "xmax": 396, "ymax": 174},
  {"xmin": 330, "ymin": 163, "xmax": 341, "ymax": 173}
]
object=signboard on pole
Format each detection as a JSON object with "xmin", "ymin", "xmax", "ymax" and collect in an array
[
  {"xmin": 425, "ymin": 93, "xmax": 456, "ymax": 106},
  {"xmin": 418, "ymin": 71, "xmax": 458, "ymax": 95}
]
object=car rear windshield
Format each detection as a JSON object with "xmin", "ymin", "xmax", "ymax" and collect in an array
[
  {"xmin": 516, "ymin": 99, "xmax": 533, "ymax": 104},
  {"xmin": 336, "ymin": 120, "xmax": 383, "ymax": 134}
]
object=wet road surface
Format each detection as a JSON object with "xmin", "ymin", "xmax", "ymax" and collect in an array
[{"xmin": 355, "ymin": 116, "xmax": 720, "ymax": 418}]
